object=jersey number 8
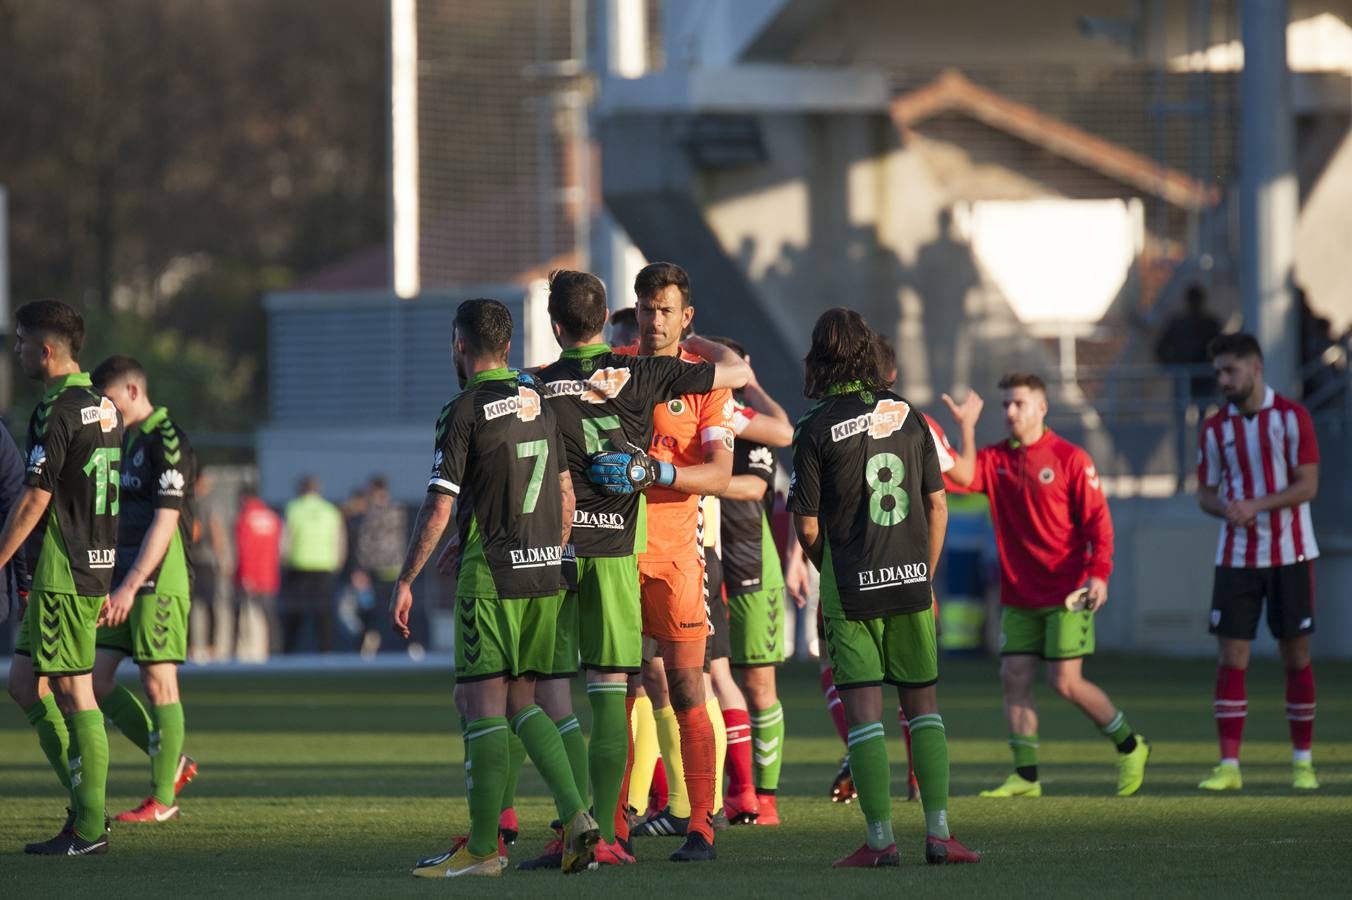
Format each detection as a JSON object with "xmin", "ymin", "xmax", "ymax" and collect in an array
[{"xmin": 866, "ymin": 452, "xmax": 908, "ymax": 527}]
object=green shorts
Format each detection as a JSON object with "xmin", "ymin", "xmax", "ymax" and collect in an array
[
  {"xmin": 14, "ymin": 591, "xmax": 105, "ymax": 676},
  {"xmin": 575, "ymin": 555, "xmax": 642, "ymax": 673},
  {"xmin": 1000, "ymin": 605, "xmax": 1095, "ymax": 660},
  {"xmin": 456, "ymin": 592, "xmax": 565, "ymax": 682},
  {"xmin": 96, "ymin": 593, "xmax": 191, "ymax": 664},
  {"xmin": 823, "ymin": 608, "xmax": 937, "ymax": 689},
  {"xmin": 728, "ymin": 589, "xmax": 785, "ymax": 667},
  {"xmin": 542, "ymin": 588, "xmax": 580, "ymax": 679}
]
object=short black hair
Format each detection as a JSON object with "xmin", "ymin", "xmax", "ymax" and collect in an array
[
  {"xmin": 453, "ymin": 298, "xmax": 514, "ymax": 360},
  {"xmin": 369, "ymin": 474, "xmax": 388, "ymax": 492},
  {"xmin": 634, "ymin": 262, "xmax": 691, "ymax": 308},
  {"xmin": 547, "ymin": 270, "xmax": 608, "ymax": 341},
  {"xmin": 803, "ymin": 308, "xmax": 888, "ymax": 399},
  {"xmin": 998, "ymin": 372, "xmax": 1047, "ymax": 394},
  {"xmin": 1207, "ymin": 332, "xmax": 1263, "ymax": 362},
  {"xmin": 15, "ymin": 300, "xmax": 85, "ymax": 358},
  {"xmin": 91, "ymin": 355, "xmax": 148, "ymax": 392},
  {"xmin": 609, "ymin": 306, "xmax": 636, "ymax": 330}
]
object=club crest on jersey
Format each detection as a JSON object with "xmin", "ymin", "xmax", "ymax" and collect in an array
[
  {"xmin": 667, "ymin": 398, "xmax": 686, "ymax": 415},
  {"xmin": 748, "ymin": 446, "xmax": 774, "ymax": 472},
  {"xmin": 484, "ymin": 386, "xmax": 542, "ymax": 423},
  {"xmin": 1039, "ymin": 467, "xmax": 1055, "ymax": 484},
  {"xmin": 830, "ymin": 398, "xmax": 911, "ymax": 442}
]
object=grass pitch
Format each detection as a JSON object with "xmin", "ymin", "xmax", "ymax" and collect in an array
[{"xmin": 2, "ymin": 654, "xmax": 1349, "ymax": 898}]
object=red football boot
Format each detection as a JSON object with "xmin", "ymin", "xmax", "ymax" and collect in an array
[
  {"xmin": 114, "ymin": 797, "xmax": 180, "ymax": 823},
  {"xmin": 594, "ymin": 838, "xmax": 636, "ymax": 865},
  {"xmin": 724, "ymin": 789, "xmax": 760, "ymax": 825},
  {"xmin": 925, "ymin": 834, "xmax": 981, "ymax": 864},
  {"xmin": 174, "ymin": 755, "xmax": 198, "ymax": 796},
  {"xmin": 754, "ymin": 793, "xmax": 780, "ymax": 826},
  {"xmin": 498, "ymin": 807, "xmax": 519, "ymax": 845},
  {"xmin": 832, "ymin": 843, "xmax": 900, "ymax": 868}
]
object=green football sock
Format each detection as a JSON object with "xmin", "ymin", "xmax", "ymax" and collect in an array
[
  {"xmin": 1101, "ymin": 711, "xmax": 1136, "ymax": 752},
  {"xmin": 847, "ymin": 722, "xmax": 894, "ymax": 850},
  {"xmin": 750, "ymin": 702, "xmax": 785, "ymax": 792},
  {"xmin": 909, "ymin": 713, "xmax": 951, "ymax": 839},
  {"xmin": 98, "ymin": 685, "xmax": 153, "ymax": 754},
  {"xmin": 501, "ymin": 732, "xmax": 526, "ymax": 811},
  {"xmin": 512, "ymin": 705, "xmax": 584, "ymax": 823},
  {"xmin": 555, "ymin": 714, "xmax": 590, "ymax": 808},
  {"xmin": 25, "ymin": 695, "xmax": 72, "ymax": 791},
  {"xmin": 151, "ymin": 703, "xmax": 185, "ymax": 805},
  {"xmin": 66, "ymin": 710, "xmax": 109, "ymax": 842},
  {"xmin": 586, "ymin": 683, "xmax": 629, "ymax": 841},
  {"xmin": 464, "ymin": 716, "xmax": 510, "ymax": 857},
  {"xmin": 1010, "ymin": 732, "xmax": 1039, "ymax": 770}
]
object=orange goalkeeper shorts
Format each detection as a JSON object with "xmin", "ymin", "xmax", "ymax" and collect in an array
[{"xmin": 638, "ymin": 558, "xmax": 709, "ymax": 644}]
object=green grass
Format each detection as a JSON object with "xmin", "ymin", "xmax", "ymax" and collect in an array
[{"xmin": 3, "ymin": 655, "xmax": 1350, "ymax": 898}]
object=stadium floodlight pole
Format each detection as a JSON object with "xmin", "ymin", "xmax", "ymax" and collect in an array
[
  {"xmin": 1238, "ymin": 0, "xmax": 1298, "ymax": 395},
  {"xmin": 389, "ymin": 0, "xmax": 420, "ymax": 300}
]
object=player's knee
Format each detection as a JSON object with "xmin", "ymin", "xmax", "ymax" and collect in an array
[
  {"xmin": 666, "ymin": 673, "xmax": 703, "ymax": 711},
  {"xmin": 1046, "ymin": 670, "xmax": 1079, "ymax": 700},
  {"xmin": 744, "ymin": 677, "xmax": 776, "ymax": 710},
  {"xmin": 7, "ymin": 677, "xmax": 37, "ymax": 708}
]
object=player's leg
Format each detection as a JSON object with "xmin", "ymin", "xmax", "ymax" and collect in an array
[
  {"xmin": 8, "ymin": 616, "xmax": 72, "ymax": 799},
  {"xmin": 980, "ymin": 607, "xmax": 1042, "ymax": 797},
  {"xmin": 28, "ymin": 592, "xmax": 110, "ymax": 855},
  {"xmin": 824, "ymin": 613, "xmax": 897, "ymax": 867},
  {"xmin": 627, "ymin": 677, "xmax": 662, "ymax": 815},
  {"xmin": 709, "ymin": 599, "xmax": 755, "ymax": 824},
  {"xmin": 662, "ymin": 636, "xmax": 717, "ymax": 860},
  {"xmin": 94, "ymin": 647, "xmax": 152, "ymax": 755},
  {"xmin": 1041, "ymin": 607, "xmax": 1149, "ymax": 796},
  {"xmin": 641, "ymin": 652, "xmax": 690, "ymax": 826},
  {"xmin": 1270, "ymin": 561, "xmax": 1319, "ymax": 789},
  {"xmin": 703, "ymin": 669, "xmax": 728, "ymax": 824},
  {"xmin": 730, "ymin": 587, "xmax": 786, "ymax": 823},
  {"xmin": 537, "ymin": 679, "xmax": 586, "ymax": 809},
  {"xmin": 1201, "ymin": 566, "xmax": 1263, "ymax": 790},
  {"xmin": 897, "ymin": 702, "xmax": 919, "ymax": 800}
]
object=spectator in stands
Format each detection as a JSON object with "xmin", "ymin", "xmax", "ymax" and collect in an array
[
  {"xmin": 354, "ymin": 475, "xmax": 411, "ymax": 655},
  {"xmin": 1297, "ymin": 285, "xmax": 1347, "ymax": 410},
  {"xmin": 1155, "ymin": 283, "xmax": 1223, "ymax": 404},
  {"xmin": 280, "ymin": 475, "xmax": 345, "ymax": 653},
  {"xmin": 234, "ymin": 485, "xmax": 282, "ymax": 662}
]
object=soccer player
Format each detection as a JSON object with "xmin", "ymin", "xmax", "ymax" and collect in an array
[
  {"xmin": 391, "ymin": 298, "xmax": 600, "ymax": 879},
  {"xmin": 1196, "ymin": 333, "xmax": 1322, "ymax": 791},
  {"xmin": 945, "ymin": 373, "xmax": 1150, "ymax": 798},
  {"xmin": 516, "ymin": 269, "xmax": 747, "ymax": 868},
  {"xmin": 710, "ymin": 338, "xmax": 794, "ymax": 825},
  {"xmin": 589, "ymin": 262, "xmax": 749, "ymax": 862},
  {"xmin": 791, "ymin": 307, "xmax": 978, "ymax": 867},
  {"xmin": 2, "ymin": 300, "xmax": 123, "ymax": 855},
  {"xmin": 89, "ymin": 356, "xmax": 199, "ymax": 822}
]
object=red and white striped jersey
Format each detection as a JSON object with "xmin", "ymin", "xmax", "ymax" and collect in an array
[{"xmin": 1198, "ymin": 386, "xmax": 1320, "ymax": 568}]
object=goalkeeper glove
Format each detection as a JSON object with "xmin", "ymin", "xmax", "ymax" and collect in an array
[{"xmin": 588, "ymin": 445, "xmax": 675, "ymax": 494}]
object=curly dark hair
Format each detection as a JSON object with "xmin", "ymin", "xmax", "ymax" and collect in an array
[
  {"xmin": 803, "ymin": 308, "xmax": 887, "ymax": 399},
  {"xmin": 453, "ymin": 298, "xmax": 514, "ymax": 361},
  {"xmin": 1207, "ymin": 332, "xmax": 1263, "ymax": 361}
]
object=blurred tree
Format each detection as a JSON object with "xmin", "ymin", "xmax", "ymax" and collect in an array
[{"xmin": 0, "ymin": 0, "xmax": 387, "ymax": 427}]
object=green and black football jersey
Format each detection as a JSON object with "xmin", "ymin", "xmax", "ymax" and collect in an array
[
  {"xmin": 116, "ymin": 407, "xmax": 196, "ymax": 597},
  {"xmin": 536, "ymin": 344, "xmax": 716, "ymax": 558},
  {"xmin": 24, "ymin": 372, "xmax": 124, "ymax": 596},
  {"xmin": 789, "ymin": 387, "xmax": 943, "ymax": 620},
  {"xmin": 429, "ymin": 369, "xmax": 569, "ymax": 599},
  {"xmin": 721, "ymin": 438, "xmax": 785, "ymax": 597}
]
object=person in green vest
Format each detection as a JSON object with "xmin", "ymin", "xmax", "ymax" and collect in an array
[{"xmin": 280, "ymin": 476, "xmax": 345, "ymax": 653}]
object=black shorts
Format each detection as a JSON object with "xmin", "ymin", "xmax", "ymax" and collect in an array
[
  {"xmin": 1210, "ymin": 562, "xmax": 1315, "ymax": 640},
  {"xmin": 704, "ymin": 547, "xmax": 731, "ymax": 667}
]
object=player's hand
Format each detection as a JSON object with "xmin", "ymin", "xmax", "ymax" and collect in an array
[
  {"xmin": 435, "ymin": 531, "xmax": 462, "ymax": 578},
  {"xmin": 1085, "ymin": 576, "xmax": 1109, "ymax": 612},
  {"xmin": 390, "ymin": 581, "xmax": 414, "ymax": 639},
  {"xmin": 100, "ymin": 586, "xmax": 136, "ymax": 627},
  {"xmin": 588, "ymin": 444, "xmax": 675, "ymax": 494},
  {"xmin": 784, "ymin": 549, "xmax": 811, "ymax": 609},
  {"xmin": 1224, "ymin": 499, "xmax": 1258, "ymax": 528},
  {"xmin": 744, "ymin": 356, "xmax": 760, "ymax": 389},
  {"xmin": 941, "ymin": 390, "xmax": 984, "ymax": 428}
]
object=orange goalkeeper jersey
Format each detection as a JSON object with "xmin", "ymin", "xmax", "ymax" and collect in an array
[{"xmin": 615, "ymin": 347, "xmax": 734, "ymax": 563}]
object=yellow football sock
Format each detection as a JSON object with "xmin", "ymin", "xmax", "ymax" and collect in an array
[
  {"xmin": 628, "ymin": 694, "xmax": 660, "ymax": 811},
  {"xmin": 708, "ymin": 696, "xmax": 726, "ymax": 812},
  {"xmin": 653, "ymin": 703, "xmax": 690, "ymax": 818}
]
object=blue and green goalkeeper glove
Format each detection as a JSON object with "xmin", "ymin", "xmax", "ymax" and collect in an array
[{"xmin": 588, "ymin": 444, "xmax": 675, "ymax": 494}]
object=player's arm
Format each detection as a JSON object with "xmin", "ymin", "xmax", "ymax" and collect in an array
[
  {"xmin": 792, "ymin": 514, "xmax": 823, "ymax": 570},
  {"xmin": 672, "ymin": 440, "xmax": 733, "ymax": 496},
  {"xmin": 391, "ymin": 491, "xmax": 454, "ymax": 638},
  {"xmin": 1227, "ymin": 463, "xmax": 1318, "ymax": 527},
  {"xmin": 681, "ymin": 335, "xmax": 751, "ymax": 390},
  {"xmin": 1197, "ymin": 484, "xmax": 1226, "ymax": 519},
  {"xmin": 940, "ymin": 390, "xmax": 983, "ymax": 487},
  {"xmin": 0, "ymin": 486, "xmax": 52, "ymax": 571},
  {"xmin": 722, "ymin": 474, "xmax": 769, "ymax": 502},
  {"xmin": 735, "ymin": 362, "xmax": 792, "ymax": 448},
  {"xmin": 1070, "ymin": 453, "xmax": 1114, "ymax": 610},
  {"xmin": 102, "ymin": 508, "xmax": 180, "ymax": 627},
  {"xmin": 925, "ymin": 489, "xmax": 948, "ymax": 577},
  {"xmin": 558, "ymin": 470, "xmax": 575, "ymax": 547},
  {"xmin": 783, "ymin": 537, "xmax": 811, "ymax": 608}
]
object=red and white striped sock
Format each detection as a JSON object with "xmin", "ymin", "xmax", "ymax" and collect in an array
[
  {"xmin": 1285, "ymin": 664, "xmax": 1316, "ymax": 762},
  {"xmin": 1215, "ymin": 665, "xmax": 1246, "ymax": 764},
  {"xmin": 821, "ymin": 667, "xmax": 849, "ymax": 746},
  {"xmin": 722, "ymin": 709, "xmax": 754, "ymax": 797}
]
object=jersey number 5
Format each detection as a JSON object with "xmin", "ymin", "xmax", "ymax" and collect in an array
[
  {"xmin": 516, "ymin": 440, "xmax": 549, "ymax": 514},
  {"xmin": 582, "ymin": 415, "xmax": 621, "ymax": 455},
  {"xmin": 84, "ymin": 447, "xmax": 122, "ymax": 516},
  {"xmin": 866, "ymin": 452, "xmax": 909, "ymax": 526}
]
